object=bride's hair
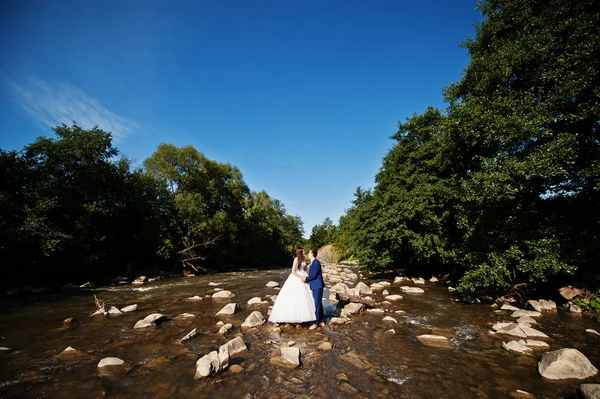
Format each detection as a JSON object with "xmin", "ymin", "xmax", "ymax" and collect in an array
[{"xmin": 295, "ymin": 247, "xmax": 304, "ymax": 266}]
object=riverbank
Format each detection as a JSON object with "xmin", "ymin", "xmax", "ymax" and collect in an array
[{"xmin": 1, "ymin": 264, "xmax": 599, "ymax": 398}]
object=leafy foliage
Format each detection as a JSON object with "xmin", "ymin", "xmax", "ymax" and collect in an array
[
  {"xmin": 335, "ymin": 0, "xmax": 600, "ymax": 293},
  {"xmin": 0, "ymin": 125, "xmax": 303, "ymax": 288}
]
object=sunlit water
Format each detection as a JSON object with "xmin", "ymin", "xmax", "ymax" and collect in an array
[{"xmin": 1, "ymin": 266, "xmax": 599, "ymax": 398}]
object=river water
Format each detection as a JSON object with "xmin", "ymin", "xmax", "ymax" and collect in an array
[{"xmin": 0, "ymin": 265, "xmax": 599, "ymax": 399}]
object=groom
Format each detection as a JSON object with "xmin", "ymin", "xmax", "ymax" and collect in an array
[{"xmin": 303, "ymin": 249, "xmax": 325, "ymax": 330}]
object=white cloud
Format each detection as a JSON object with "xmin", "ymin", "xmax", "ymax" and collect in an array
[{"xmin": 8, "ymin": 76, "xmax": 137, "ymax": 141}]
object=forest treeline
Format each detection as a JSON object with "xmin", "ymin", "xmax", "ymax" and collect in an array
[
  {"xmin": 0, "ymin": 125, "xmax": 304, "ymax": 289},
  {"xmin": 311, "ymin": 0, "xmax": 600, "ymax": 296}
]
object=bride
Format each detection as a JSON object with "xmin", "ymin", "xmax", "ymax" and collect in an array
[{"xmin": 268, "ymin": 247, "xmax": 316, "ymax": 323}]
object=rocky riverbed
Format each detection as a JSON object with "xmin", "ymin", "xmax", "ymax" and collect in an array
[{"xmin": 0, "ymin": 263, "xmax": 599, "ymax": 398}]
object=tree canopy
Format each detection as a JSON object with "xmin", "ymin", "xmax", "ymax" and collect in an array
[{"xmin": 334, "ymin": 0, "xmax": 600, "ymax": 294}]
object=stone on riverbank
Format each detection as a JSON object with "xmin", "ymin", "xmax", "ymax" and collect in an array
[
  {"xmin": 218, "ymin": 324, "xmax": 232, "ymax": 335},
  {"xmin": 134, "ymin": 319, "xmax": 155, "ymax": 329},
  {"xmin": 270, "ymin": 346, "xmax": 301, "ymax": 368},
  {"xmin": 511, "ymin": 310, "xmax": 541, "ymax": 318},
  {"xmin": 247, "ymin": 297, "xmax": 262, "ymax": 305},
  {"xmin": 132, "ymin": 276, "xmax": 147, "ymax": 285},
  {"xmin": 318, "ymin": 342, "xmax": 333, "ymax": 351},
  {"xmin": 179, "ymin": 328, "xmax": 198, "ymax": 343},
  {"xmin": 54, "ymin": 346, "xmax": 93, "ymax": 361},
  {"xmin": 559, "ymin": 286, "xmax": 583, "ymax": 300},
  {"xmin": 366, "ymin": 308, "xmax": 384, "ymax": 314},
  {"xmin": 383, "ymin": 316, "xmax": 397, "ymax": 324},
  {"xmin": 501, "ymin": 304, "xmax": 520, "ymax": 311},
  {"xmin": 399, "ymin": 286, "xmax": 424, "ymax": 294},
  {"xmin": 120, "ymin": 304, "xmax": 137, "ymax": 313},
  {"xmin": 413, "ymin": 278, "xmax": 426, "ymax": 284},
  {"xmin": 186, "ymin": 296, "xmax": 203, "ymax": 301},
  {"xmin": 354, "ymin": 282, "xmax": 372, "ymax": 295},
  {"xmin": 527, "ymin": 299, "xmax": 557, "ymax": 312},
  {"xmin": 144, "ymin": 313, "xmax": 167, "ymax": 323},
  {"xmin": 586, "ymin": 329, "xmax": 600, "ymax": 336},
  {"xmin": 580, "ymin": 384, "xmax": 600, "ymax": 399},
  {"xmin": 496, "ymin": 323, "xmax": 548, "ymax": 339},
  {"xmin": 341, "ymin": 302, "xmax": 364, "ymax": 316},
  {"xmin": 98, "ymin": 357, "xmax": 130, "ymax": 377},
  {"xmin": 522, "ymin": 340, "xmax": 549, "ymax": 350},
  {"xmin": 504, "ymin": 341, "xmax": 533, "ymax": 354},
  {"xmin": 212, "ymin": 290, "xmax": 235, "ymax": 299},
  {"xmin": 384, "ymin": 295, "xmax": 403, "ymax": 301},
  {"xmin": 538, "ymin": 348, "xmax": 598, "ymax": 380},
  {"xmin": 175, "ymin": 313, "xmax": 196, "ymax": 319},
  {"xmin": 330, "ymin": 282, "xmax": 351, "ymax": 295},
  {"xmin": 216, "ymin": 303, "xmax": 237, "ymax": 316},
  {"xmin": 417, "ymin": 334, "xmax": 451, "ymax": 348},
  {"xmin": 108, "ymin": 306, "xmax": 123, "ymax": 316},
  {"xmin": 266, "ymin": 281, "xmax": 279, "ymax": 287},
  {"xmin": 195, "ymin": 351, "xmax": 220, "ymax": 378},
  {"xmin": 241, "ymin": 311, "xmax": 265, "ymax": 328},
  {"xmin": 222, "ymin": 337, "xmax": 247, "ymax": 357}
]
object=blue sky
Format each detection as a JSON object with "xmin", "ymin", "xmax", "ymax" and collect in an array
[{"xmin": 0, "ymin": 0, "xmax": 482, "ymax": 236}]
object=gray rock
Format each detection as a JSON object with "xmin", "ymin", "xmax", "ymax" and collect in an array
[
  {"xmin": 366, "ymin": 308, "xmax": 384, "ymax": 314},
  {"xmin": 186, "ymin": 295, "xmax": 203, "ymax": 301},
  {"xmin": 384, "ymin": 295, "xmax": 403, "ymax": 301},
  {"xmin": 511, "ymin": 310, "xmax": 541, "ymax": 318},
  {"xmin": 241, "ymin": 311, "xmax": 265, "ymax": 328},
  {"xmin": 195, "ymin": 351, "xmax": 220, "ymax": 378},
  {"xmin": 580, "ymin": 384, "xmax": 600, "ymax": 399},
  {"xmin": 271, "ymin": 346, "xmax": 300, "ymax": 368},
  {"xmin": 179, "ymin": 328, "xmax": 198, "ymax": 343},
  {"xmin": 212, "ymin": 290, "xmax": 235, "ymax": 299},
  {"xmin": 399, "ymin": 286, "xmax": 425, "ymax": 294},
  {"xmin": 527, "ymin": 299, "xmax": 557, "ymax": 312},
  {"xmin": 216, "ymin": 303, "xmax": 237, "ymax": 316},
  {"xmin": 559, "ymin": 286, "xmax": 583, "ymax": 300},
  {"xmin": 266, "ymin": 281, "xmax": 279, "ymax": 287},
  {"xmin": 341, "ymin": 302, "xmax": 364, "ymax": 316},
  {"xmin": 107, "ymin": 306, "xmax": 123, "ymax": 316},
  {"xmin": 501, "ymin": 304, "xmax": 520, "ymax": 311},
  {"xmin": 383, "ymin": 316, "xmax": 397, "ymax": 324},
  {"xmin": 222, "ymin": 337, "xmax": 247, "ymax": 356},
  {"xmin": 521, "ymin": 340, "xmax": 549, "ymax": 350},
  {"xmin": 120, "ymin": 304, "xmax": 137, "ymax": 313},
  {"xmin": 538, "ymin": 348, "xmax": 598, "ymax": 380},
  {"xmin": 586, "ymin": 329, "xmax": 600, "ymax": 336},
  {"xmin": 417, "ymin": 334, "xmax": 451, "ymax": 348},
  {"xmin": 568, "ymin": 302, "xmax": 583, "ymax": 313},
  {"xmin": 134, "ymin": 319, "xmax": 155, "ymax": 329},
  {"xmin": 144, "ymin": 313, "xmax": 167, "ymax": 323},
  {"xmin": 98, "ymin": 357, "xmax": 125, "ymax": 367},
  {"xmin": 413, "ymin": 277, "xmax": 426, "ymax": 284},
  {"xmin": 496, "ymin": 323, "xmax": 548, "ymax": 339},
  {"xmin": 429, "ymin": 277, "xmax": 439, "ymax": 283},
  {"xmin": 247, "ymin": 297, "xmax": 262, "ymax": 305},
  {"xmin": 354, "ymin": 282, "xmax": 373, "ymax": 295},
  {"xmin": 504, "ymin": 341, "xmax": 533, "ymax": 354},
  {"xmin": 218, "ymin": 345, "xmax": 229, "ymax": 370}
]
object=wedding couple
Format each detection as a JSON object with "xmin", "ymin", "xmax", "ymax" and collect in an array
[{"xmin": 268, "ymin": 247, "xmax": 325, "ymax": 330}]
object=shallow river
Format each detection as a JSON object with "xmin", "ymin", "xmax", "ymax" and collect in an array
[{"xmin": 1, "ymin": 265, "xmax": 599, "ymax": 398}]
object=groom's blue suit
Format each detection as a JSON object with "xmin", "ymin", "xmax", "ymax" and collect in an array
[{"xmin": 305, "ymin": 258, "xmax": 325, "ymax": 323}]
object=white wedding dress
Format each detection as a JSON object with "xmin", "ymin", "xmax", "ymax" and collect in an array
[{"xmin": 268, "ymin": 258, "xmax": 316, "ymax": 323}]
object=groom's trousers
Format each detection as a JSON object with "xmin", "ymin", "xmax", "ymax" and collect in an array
[{"xmin": 312, "ymin": 288, "xmax": 324, "ymax": 323}]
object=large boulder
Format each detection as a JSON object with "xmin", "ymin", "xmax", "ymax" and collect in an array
[
  {"xmin": 330, "ymin": 283, "xmax": 351, "ymax": 295},
  {"xmin": 216, "ymin": 303, "xmax": 237, "ymax": 316},
  {"xmin": 538, "ymin": 349, "xmax": 598, "ymax": 380},
  {"xmin": 527, "ymin": 299, "xmax": 557, "ymax": 312},
  {"xmin": 580, "ymin": 384, "xmax": 600, "ymax": 399},
  {"xmin": 559, "ymin": 286, "xmax": 583, "ymax": 300},
  {"xmin": 241, "ymin": 311, "xmax": 265, "ymax": 328}
]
